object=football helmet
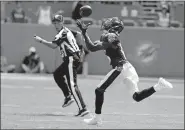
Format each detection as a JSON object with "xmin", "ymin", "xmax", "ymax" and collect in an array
[{"xmin": 101, "ymin": 17, "xmax": 124, "ymax": 33}]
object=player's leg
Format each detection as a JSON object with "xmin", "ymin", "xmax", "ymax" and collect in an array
[
  {"xmin": 73, "ymin": 60, "xmax": 89, "ymax": 116},
  {"xmin": 53, "ymin": 62, "xmax": 74, "ymax": 107},
  {"xmin": 124, "ymin": 77, "xmax": 157, "ymax": 102},
  {"xmin": 65, "ymin": 56, "xmax": 87, "ymax": 113},
  {"xmin": 73, "ymin": 84, "xmax": 89, "ymax": 116},
  {"xmin": 84, "ymin": 67, "xmax": 121, "ymax": 125},
  {"xmin": 132, "ymin": 77, "xmax": 173, "ymax": 102},
  {"xmin": 122, "ymin": 62, "xmax": 173, "ymax": 102}
]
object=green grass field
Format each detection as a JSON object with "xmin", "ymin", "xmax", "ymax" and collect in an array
[{"xmin": 1, "ymin": 73, "xmax": 184, "ymax": 129}]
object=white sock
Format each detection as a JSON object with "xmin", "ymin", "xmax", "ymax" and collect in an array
[{"xmin": 154, "ymin": 83, "xmax": 160, "ymax": 92}]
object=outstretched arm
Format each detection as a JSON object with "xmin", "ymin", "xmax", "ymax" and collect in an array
[
  {"xmin": 34, "ymin": 35, "xmax": 58, "ymax": 49},
  {"xmin": 82, "ymin": 32, "xmax": 105, "ymax": 52},
  {"xmin": 76, "ymin": 20, "xmax": 106, "ymax": 52}
]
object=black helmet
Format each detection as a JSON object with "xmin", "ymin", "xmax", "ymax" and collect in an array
[
  {"xmin": 52, "ymin": 14, "xmax": 64, "ymax": 23},
  {"xmin": 101, "ymin": 17, "xmax": 124, "ymax": 33}
]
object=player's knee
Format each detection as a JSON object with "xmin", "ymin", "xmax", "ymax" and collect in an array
[
  {"xmin": 53, "ymin": 70, "xmax": 59, "ymax": 80},
  {"xmin": 95, "ymin": 88, "xmax": 104, "ymax": 96},
  {"xmin": 132, "ymin": 92, "xmax": 141, "ymax": 102},
  {"xmin": 124, "ymin": 77, "xmax": 139, "ymax": 93},
  {"xmin": 124, "ymin": 78, "xmax": 131, "ymax": 85}
]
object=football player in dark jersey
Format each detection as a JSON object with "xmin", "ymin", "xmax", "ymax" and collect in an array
[
  {"xmin": 34, "ymin": 14, "xmax": 89, "ymax": 117},
  {"xmin": 76, "ymin": 17, "xmax": 173, "ymax": 125}
]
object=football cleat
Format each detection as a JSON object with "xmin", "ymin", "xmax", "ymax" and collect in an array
[
  {"xmin": 75, "ymin": 108, "xmax": 89, "ymax": 117},
  {"xmin": 62, "ymin": 96, "xmax": 74, "ymax": 108},
  {"xmin": 83, "ymin": 115, "xmax": 102, "ymax": 126},
  {"xmin": 155, "ymin": 77, "xmax": 173, "ymax": 91}
]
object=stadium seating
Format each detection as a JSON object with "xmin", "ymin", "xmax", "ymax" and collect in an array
[
  {"xmin": 2, "ymin": 1, "xmax": 184, "ymax": 28},
  {"xmin": 145, "ymin": 20, "xmax": 157, "ymax": 27},
  {"xmin": 170, "ymin": 20, "xmax": 183, "ymax": 28},
  {"xmin": 63, "ymin": 17, "xmax": 74, "ymax": 25},
  {"xmin": 123, "ymin": 19, "xmax": 138, "ymax": 27}
]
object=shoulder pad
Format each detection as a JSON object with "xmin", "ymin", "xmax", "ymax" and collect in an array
[
  {"xmin": 107, "ymin": 33, "xmax": 119, "ymax": 44},
  {"xmin": 61, "ymin": 29, "xmax": 68, "ymax": 38},
  {"xmin": 100, "ymin": 32, "xmax": 109, "ymax": 42}
]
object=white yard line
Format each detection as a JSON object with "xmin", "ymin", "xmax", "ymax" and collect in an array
[
  {"xmin": 1, "ymin": 85, "xmax": 34, "ymax": 89},
  {"xmin": 105, "ymin": 112, "xmax": 184, "ymax": 117},
  {"xmin": 19, "ymin": 117, "xmax": 184, "ymax": 124},
  {"xmin": 19, "ymin": 119, "xmax": 184, "ymax": 124},
  {"xmin": 152, "ymin": 95, "xmax": 184, "ymax": 99},
  {"xmin": 1, "ymin": 85, "xmax": 184, "ymax": 99},
  {"xmin": 1, "ymin": 73, "xmax": 184, "ymax": 83},
  {"xmin": 43, "ymin": 87, "xmax": 58, "ymax": 90},
  {"xmin": 1, "ymin": 108, "xmax": 184, "ymax": 118},
  {"xmin": 1, "ymin": 104, "xmax": 21, "ymax": 107}
]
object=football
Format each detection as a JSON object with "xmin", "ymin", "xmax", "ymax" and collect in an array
[{"xmin": 79, "ymin": 5, "xmax": 92, "ymax": 17}]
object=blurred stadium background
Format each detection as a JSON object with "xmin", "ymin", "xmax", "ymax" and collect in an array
[
  {"xmin": 1, "ymin": 1, "xmax": 184, "ymax": 77},
  {"xmin": 1, "ymin": 1, "xmax": 184, "ymax": 129}
]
